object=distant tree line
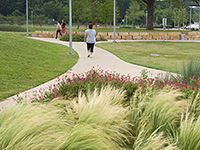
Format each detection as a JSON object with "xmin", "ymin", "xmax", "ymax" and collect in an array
[{"xmin": 0, "ymin": 0, "xmax": 199, "ymax": 29}]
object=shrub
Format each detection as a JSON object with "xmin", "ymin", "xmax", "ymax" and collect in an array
[
  {"xmin": 28, "ymin": 68, "xmax": 200, "ymax": 104},
  {"xmin": 59, "ymin": 33, "xmax": 69, "ymax": 41},
  {"xmin": 33, "ymin": 69, "xmax": 138, "ymax": 103},
  {"xmin": 97, "ymin": 36, "xmax": 108, "ymax": 41},
  {"xmin": 72, "ymin": 34, "xmax": 84, "ymax": 42},
  {"xmin": 59, "ymin": 34, "xmax": 107, "ymax": 42},
  {"xmin": 59, "ymin": 34, "xmax": 84, "ymax": 42},
  {"xmin": 0, "ymin": 24, "xmax": 26, "ymax": 32},
  {"xmin": 59, "ymin": 34, "xmax": 69, "ymax": 41},
  {"xmin": 0, "ymin": 13, "xmax": 5, "ymax": 24}
]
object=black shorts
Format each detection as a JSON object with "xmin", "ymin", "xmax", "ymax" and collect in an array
[{"xmin": 87, "ymin": 43, "xmax": 95, "ymax": 52}]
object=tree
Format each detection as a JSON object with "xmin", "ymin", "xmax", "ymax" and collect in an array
[
  {"xmin": 91, "ymin": 0, "xmax": 101, "ymax": 27},
  {"xmin": 133, "ymin": 0, "xmax": 200, "ymax": 30},
  {"xmin": 154, "ymin": 4, "xmax": 164, "ymax": 25},
  {"xmin": 10, "ymin": 10, "xmax": 25, "ymax": 26},
  {"xmin": 95, "ymin": 0, "xmax": 119, "ymax": 28},
  {"xmin": 162, "ymin": 5, "xmax": 174, "ymax": 27},
  {"xmin": 0, "ymin": 13, "xmax": 5, "ymax": 24},
  {"xmin": 72, "ymin": 0, "xmax": 90, "ymax": 29},
  {"xmin": 172, "ymin": 7, "xmax": 188, "ymax": 30},
  {"xmin": 41, "ymin": 1, "xmax": 63, "ymax": 20},
  {"xmin": 116, "ymin": 0, "xmax": 131, "ymax": 21},
  {"xmin": 34, "ymin": 15, "xmax": 47, "ymax": 26},
  {"xmin": 98, "ymin": 0, "xmax": 113, "ymax": 27},
  {"xmin": 126, "ymin": 1, "xmax": 145, "ymax": 26},
  {"xmin": 7, "ymin": 16, "xmax": 15, "ymax": 25}
]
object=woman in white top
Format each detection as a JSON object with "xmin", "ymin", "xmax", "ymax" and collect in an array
[
  {"xmin": 55, "ymin": 21, "xmax": 62, "ymax": 39},
  {"xmin": 84, "ymin": 24, "xmax": 96, "ymax": 58}
]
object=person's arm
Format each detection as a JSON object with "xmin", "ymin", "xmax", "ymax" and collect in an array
[{"xmin": 84, "ymin": 32, "xmax": 87, "ymax": 42}]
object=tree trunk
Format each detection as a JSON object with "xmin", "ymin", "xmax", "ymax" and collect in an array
[
  {"xmin": 178, "ymin": 20, "xmax": 180, "ymax": 30},
  {"xmin": 86, "ymin": 21, "xmax": 88, "ymax": 28},
  {"xmin": 95, "ymin": 21, "xmax": 98, "ymax": 28},
  {"xmin": 132, "ymin": 20, "xmax": 134, "ymax": 27},
  {"xmin": 77, "ymin": 15, "xmax": 80, "ymax": 29},
  {"xmin": 146, "ymin": 0, "xmax": 155, "ymax": 30}
]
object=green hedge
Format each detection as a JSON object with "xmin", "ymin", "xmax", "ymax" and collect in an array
[
  {"xmin": 59, "ymin": 34, "xmax": 107, "ymax": 42},
  {"xmin": 0, "ymin": 24, "xmax": 26, "ymax": 32}
]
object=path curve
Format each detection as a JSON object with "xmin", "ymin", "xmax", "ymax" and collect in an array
[{"xmin": 0, "ymin": 38, "xmax": 166, "ymax": 109}]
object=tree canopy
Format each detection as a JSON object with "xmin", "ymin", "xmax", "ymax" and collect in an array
[
  {"xmin": 0, "ymin": 0, "xmax": 199, "ymax": 29},
  {"xmin": 133, "ymin": 0, "xmax": 200, "ymax": 30}
]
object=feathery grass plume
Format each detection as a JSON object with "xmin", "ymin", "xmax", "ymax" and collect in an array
[
  {"xmin": 61, "ymin": 86, "xmax": 131, "ymax": 149},
  {"xmin": 47, "ymin": 98, "xmax": 78, "ymax": 128},
  {"xmin": 129, "ymin": 89, "xmax": 188, "ymax": 143},
  {"xmin": 129, "ymin": 87, "xmax": 157, "ymax": 139},
  {"xmin": 188, "ymin": 92, "xmax": 200, "ymax": 117},
  {"xmin": 0, "ymin": 104, "xmax": 69, "ymax": 150},
  {"xmin": 181, "ymin": 58, "xmax": 200, "ymax": 80},
  {"xmin": 144, "ymin": 91, "xmax": 188, "ymax": 136},
  {"xmin": 178, "ymin": 113, "xmax": 200, "ymax": 150},
  {"xmin": 133, "ymin": 127, "xmax": 178, "ymax": 150}
]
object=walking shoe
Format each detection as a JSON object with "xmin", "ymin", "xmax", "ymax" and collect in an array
[
  {"xmin": 87, "ymin": 54, "xmax": 90, "ymax": 57},
  {"xmin": 90, "ymin": 55, "xmax": 93, "ymax": 58}
]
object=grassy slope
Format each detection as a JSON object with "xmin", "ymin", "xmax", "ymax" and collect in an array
[
  {"xmin": 96, "ymin": 41, "xmax": 200, "ymax": 73},
  {"xmin": 0, "ymin": 32, "xmax": 78, "ymax": 100}
]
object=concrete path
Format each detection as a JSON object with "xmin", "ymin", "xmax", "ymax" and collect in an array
[{"xmin": 0, "ymin": 38, "xmax": 167, "ymax": 109}]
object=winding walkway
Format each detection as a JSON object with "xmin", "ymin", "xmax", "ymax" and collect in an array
[{"xmin": 0, "ymin": 38, "xmax": 166, "ymax": 109}]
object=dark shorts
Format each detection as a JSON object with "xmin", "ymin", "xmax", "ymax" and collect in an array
[{"xmin": 87, "ymin": 43, "xmax": 95, "ymax": 52}]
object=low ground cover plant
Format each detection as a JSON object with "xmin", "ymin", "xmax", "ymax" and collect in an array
[{"xmin": 29, "ymin": 68, "xmax": 199, "ymax": 104}]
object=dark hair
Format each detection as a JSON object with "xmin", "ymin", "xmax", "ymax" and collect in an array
[
  {"xmin": 62, "ymin": 19, "xmax": 66, "ymax": 24},
  {"xmin": 89, "ymin": 24, "xmax": 93, "ymax": 29},
  {"xmin": 57, "ymin": 21, "xmax": 61, "ymax": 24}
]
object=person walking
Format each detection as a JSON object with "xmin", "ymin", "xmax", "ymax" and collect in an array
[
  {"xmin": 84, "ymin": 24, "xmax": 96, "ymax": 58},
  {"xmin": 61, "ymin": 19, "xmax": 66, "ymax": 35},
  {"xmin": 55, "ymin": 21, "xmax": 62, "ymax": 39}
]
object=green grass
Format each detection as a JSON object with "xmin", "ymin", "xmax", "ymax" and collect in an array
[
  {"xmin": 0, "ymin": 31, "xmax": 78, "ymax": 100},
  {"xmin": 96, "ymin": 41, "xmax": 200, "ymax": 73},
  {"xmin": 0, "ymin": 24, "xmax": 193, "ymax": 32}
]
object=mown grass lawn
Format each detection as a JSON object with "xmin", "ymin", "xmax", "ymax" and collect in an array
[
  {"xmin": 0, "ymin": 31, "xmax": 78, "ymax": 100},
  {"xmin": 0, "ymin": 24, "xmax": 192, "ymax": 32},
  {"xmin": 96, "ymin": 41, "xmax": 200, "ymax": 73}
]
